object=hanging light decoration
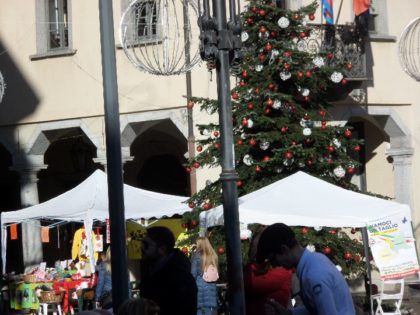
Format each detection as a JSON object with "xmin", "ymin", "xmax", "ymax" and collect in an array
[
  {"xmin": 0, "ymin": 70, "xmax": 5, "ymax": 103},
  {"xmin": 398, "ymin": 17, "xmax": 420, "ymax": 81},
  {"xmin": 120, "ymin": 0, "xmax": 201, "ymax": 76}
]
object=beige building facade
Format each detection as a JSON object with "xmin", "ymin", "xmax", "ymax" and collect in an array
[{"xmin": 0, "ymin": 0, "xmax": 419, "ymax": 270}]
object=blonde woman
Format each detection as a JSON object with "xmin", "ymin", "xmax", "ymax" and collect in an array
[{"xmin": 191, "ymin": 237, "xmax": 219, "ymax": 315}]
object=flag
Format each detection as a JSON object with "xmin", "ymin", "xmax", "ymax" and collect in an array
[
  {"xmin": 41, "ymin": 226, "xmax": 50, "ymax": 243},
  {"xmin": 354, "ymin": 0, "xmax": 370, "ymax": 16},
  {"xmin": 321, "ymin": 0, "xmax": 334, "ymax": 25}
]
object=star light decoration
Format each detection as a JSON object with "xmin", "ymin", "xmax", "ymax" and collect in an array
[
  {"xmin": 0, "ymin": 70, "xmax": 5, "ymax": 103},
  {"xmin": 120, "ymin": 0, "xmax": 201, "ymax": 76}
]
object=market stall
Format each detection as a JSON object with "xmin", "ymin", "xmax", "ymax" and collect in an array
[{"xmin": 1, "ymin": 169, "xmax": 191, "ymax": 312}]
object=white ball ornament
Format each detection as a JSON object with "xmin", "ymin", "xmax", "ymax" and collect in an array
[
  {"xmin": 280, "ymin": 72, "xmax": 291, "ymax": 81},
  {"xmin": 277, "ymin": 17, "xmax": 290, "ymax": 28},
  {"xmin": 333, "ymin": 138, "xmax": 341, "ymax": 148},
  {"xmin": 301, "ymin": 88, "xmax": 310, "ymax": 97},
  {"xmin": 336, "ymin": 265, "xmax": 343, "ymax": 272},
  {"xmin": 306, "ymin": 244, "xmax": 316, "ymax": 252},
  {"xmin": 241, "ymin": 31, "xmax": 249, "ymax": 42},
  {"xmin": 297, "ymin": 40, "xmax": 306, "ymax": 52},
  {"xmin": 255, "ymin": 65, "xmax": 264, "ymax": 72},
  {"xmin": 247, "ymin": 119, "xmax": 254, "ymax": 128},
  {"xmin": 202, "ymin": 129, "xmax": 210, "ymax": 136},
  {"xmin": 333, "ymin": 166, "xmax": 346, "ymax": 178},
  {"xmin": 260, "ymin": 141, "xmax": 270, "ymax": 150},
  {"xmin": 303, "ymin": 128, "xmax": 312, "ymax": 136},
  {"xmin": 314, "ymin": 226, "xmax": 323, "ymax": 231},
  {"xmin": 243, "ymin": 154, "xmax": 253, "ymax": 166},
  {"xmin": 272, "ymin": 100, "xmax": 282, "ymax": 109},
  {"xmin": 312, "ymin": 56, "xmax": 325, "ymax": 67},
  {"xmin": 330, "ymin": 71, "xmax": 344, "ymax": 83}
]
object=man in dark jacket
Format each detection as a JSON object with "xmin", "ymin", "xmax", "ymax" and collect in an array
[{"xmin": 140, "ymin": 226, "xmax": 197, "ymax": 315}]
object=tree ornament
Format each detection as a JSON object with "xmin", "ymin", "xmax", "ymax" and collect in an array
[
  {"xmin": 264, "ymin": 42, "xmax": 273, "ymax": 52},
  {"xmin": 333, "ymin": 166, "xmax": 345, "ymax": 178},
  {"xmin": 309, "ymin": 13, "xmax": 315, "ymax": 21},
  {"xmin": 327, "ymin": 52, "xmax": 334, "ymax": 60},
  {"xmin": 247, "ymin": 103, "xmax": 254, "ymax": 110},
  {"xmin": 329, "ymin": 229, "xmax": 337, "ymax": 235},
  {"xmin": 344, "ymin": 252, "xmax": 353, "ymax": 260},
  {"xmin": 243, "ymin": 154, "xmax": 253, "ymax": 166},
  {"xmin": 303, "ymin": 128, "xmax": 312, "ymax": 136},
  {"xmin": 214, "ymin": 142, "xmax": 221, "ymax": 149},
  {"xmin": 346, "ymin": 166, "xmax": 355, "ymax": 174},
  {"xmin": 246, "ymin": 17, "xmax": 253, "ymax": 25},
  {"xmin": 280, "ymin": 126, "xmax": 288, "ymax": 134},
  {"xmin": 193, "ymin": 161, "xmax": 200, "ymax": 168},
  {"xmin": 319, "ymin": 110, "xmax": 326, "ymax": 117},
  {"xmin": 241, "ymin": 31, "xmax": 249, "ymax": 42},
  {"xmin": 237, "ymin": 139, "xmax": 244, "ymax": 145},
  {"xmin": 268, "ymin": 83, "xmax": 275, "ymax": 90},
  {"xmin": 330, "ymin": 71, "xmax": 344, "ymax": 83},
  {"xmin": 283, "ymin": 63, "xmax": 290, "ymax": 70},
  {"xmin": 241, "ymin": 118, "xmax": 249, "ymax": 127},
  {"xmin": 306, "ymin": 244, "xmax": 316, "ymax": 252},
  {"xmin": 346, "ymin": 63, "xmax": 353, "ymax": 70},
  {"xmin": 280, "ymin": 72, "xmax": 291, "ymax": 81},
  {"xmin": 203, "ymin": 203, "xmax": 211, "ymax": 210},
  {"xmin": 247, "ymin": 119, "xmax": 254, "ymax": 128},
  {"xmin": 327, "ymin": 145, "xmax": 335, "ymax": 153},
  {"xmin": 305, "ymin": 70, "xmax": 312, "ymax": 78},
  {"xmin": 285, "ymin": 151, "xmax": 294, "ymax": 159},
  {"xmin": 301, "ymin": 227, "xmax": 309, "ymax": 235},
  {"xmin": 301, "ymin": 88, "xmax": 310, "ymax": 97},
  {"xmin": 312, "ymin": 56, "xmax": 325, "ymax": 67},
  {"xmin": 351, "ymin": 228, "xmax": 357, "ymax": 234},
  {"xmin": 336, "ymin": 265, "xmax": 343, "ymax": 272},
  {"xmin": 354, "ymin": 145, "xmax": 361, "ymax": 152},
  {"xmin": 185, "ymin": 167, "xmax": 191, "ymax": 173},
  {"xmin": 299, "ymin": 31, "xmax": 306, "ymax": 39},
  {"xmin": 333, "ymin": 138, "xmax": 342, "ymax": 148},
  {"xmin": 250, "ymin": 6, "xmax": 257, "ymax": 13},
  {"xmin": 259, "ymin": 9, "xmax": 266, "ymax": 17},
  {"xmin": 213, "ymin": 131, "xmax": 219, "ymax": 137},
  {"xmin": 236, "ymin": 180, "xmax": 243, "ymax": 187},
  {"xmin": 188, "ymin": 202, "xmax": 196, "ymax": 208},
  {"xmin": 323, "ymin": 246, "xmax": 332, "ymax": 255},
  {"xmin": 255, "ymin": 165, "xmax": 262, "ymax": 172},
  {"xmin": 270, "ymin": 31, "xmax": 278, "ymax": 38},
  {"xmin": 231, "ymin": 91, "xmax": 240, "ymax": 100},
  {"xmin": 314, "ymin": 226, "xmax": 323, "ymax": 231},
  {"xmin": 272, "ymin": 100, "xmax": 281, "ymax": 109},
  {"xmin": 242, "ymin": 69, "xmax": 248, "ymax": 78},
  {"xmin": 217, "ymin": 246, "xmax": 225, "ymax": 254},
  {"xmin": 306, "ymin": 159, "xmax": 313, "ymax": 166},
  {"xmin": 187, "ymin": 100, "xmax": 194, "ymax": 109},
  {"xmin": 196, "ymin": 145, "xmax": 203, "ymax": 152},
  {"xmin": 266, "ymin": 98, "xmax": 273, "ymax": 107},
  {"xmin": 258, "ymin": 54, "xmax": 266, "ymax": 62},
  {"xmin": 248, "ymin": 138, "xmax": 257, "ymax": 146},
  {"xmin": 354, "ymin": 255, "xmax": 362, "ymax": 263},
  {"xmin": 255, "ymin": 65, "xmax": 264, "ymax": 72},
  {"xmin": 239, "ymin": 80, "xmax": 246, "ymax": 87},
  {"xmin": 277, "ymin": 16, "xmax": 290, "ymax": 28},
  {"xmin": 344, "ymin": 129, "xmax": 352, "ymax": 138},
  {"xmin": 260, "ymin": 141, "xmax": 270, "ymax": 150},
  {"xmin": 341, "ymin": 79, "xmax": 348, "ymax": 86},
  {"xmin": 297, "ymin": 71, "xmax": 304, "ymax": 79},
  {"xmin": 181, "ymin": 247, "xmax": 189, "ymax": 254},
  {"xmin": 263, "ymin": 156, "xmax": 270, "ymax": 162}
]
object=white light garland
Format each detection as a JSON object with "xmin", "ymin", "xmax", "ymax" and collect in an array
[{"xmin": 0, "ymin": 70, "xmax": 5, "ymax": 103}]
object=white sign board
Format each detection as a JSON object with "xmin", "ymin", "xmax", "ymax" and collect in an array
[{"xmin": 367, "ymin": 213, "xmax": 420, "ymax": 280}]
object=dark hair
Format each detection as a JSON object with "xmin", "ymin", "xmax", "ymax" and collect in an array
[
  {"xmin": 256, "ymin": 223, "xmax": 298, "ymax": 263},
  {"xmin": 146, "ymin": 226, "xmax": 175, "ymax": 251},
  {"xmin": 117, "ymin": 298, "xmax": 160, "ymax": 315}
]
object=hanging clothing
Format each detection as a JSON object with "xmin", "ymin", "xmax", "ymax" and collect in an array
[
  {"xmin": 71, "ymin": 228, "xmax": 98, "ymax": 262},
  {"xmin": 353, "ymin": 0, "xmax": 370, "ymax": 16}
]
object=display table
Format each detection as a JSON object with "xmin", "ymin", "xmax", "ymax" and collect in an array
[{"xmin": 9, "ymin": 281, "xmax": 52, "ymax": 311}]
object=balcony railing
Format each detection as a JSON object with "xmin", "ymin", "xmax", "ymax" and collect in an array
[{"xmin": 304, "ymin": 23, "xmax": 367, "ymax": 80}]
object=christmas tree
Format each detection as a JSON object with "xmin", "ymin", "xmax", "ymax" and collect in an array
[{"xmin": 183, "ymin": 0, "xmax": 366, "ymax": 279}]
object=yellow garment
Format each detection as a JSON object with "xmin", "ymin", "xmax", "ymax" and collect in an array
[{"xmin": 71, "ymin": 228, "xmax": 99, "ymax": 262}]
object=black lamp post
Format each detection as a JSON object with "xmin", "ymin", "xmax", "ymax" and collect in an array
[{"xmin": 198, "ymin": 1, "xmax": 245, "ymax": 314}]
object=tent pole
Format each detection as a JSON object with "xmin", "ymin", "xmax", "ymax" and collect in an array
[{"xmin": 361, "ymin": 227, "xmax": 373, "ymax": 315}]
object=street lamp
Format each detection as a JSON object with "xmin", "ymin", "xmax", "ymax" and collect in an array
[{"xmin": 197, "ymin": 0, "xmax": 245, "ymax": 314}]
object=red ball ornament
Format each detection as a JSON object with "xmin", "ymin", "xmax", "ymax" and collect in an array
[
  {"xmin": 255, "ymin": 87, "xmax": 261, "ymax": 94},
  {"xmin": 354, "ymin": 255, "xmax": 362, "ymax": 263},
  {"xmin": 239, "ymin": 80, "xmax": 246, "ymax": 87},
  {"xmin": 196, "ymin": 145, "xmax": 203, "ymax": 152},
  {"xmin": 301, "ymin": 227, "xmax": 309, "ymax": 235},
  {"xmin": 299, "ymin": 31, "xmax": 306, "ymax": 39},
  {"xmin": 247, "ymin": 103, "xmax": 254, "ymax": 110},
  {"xmin": 280, "ymin": 127, "xmax": 288, "ymax": 134},
  {"xmin": 241, "ymin": 118, "xmax": 249, "ymax": 127},
  {"xmin": 306, "ymin": 159, "xmax": 313, "ymax": 166},
  {"xmin": 213, "ymin": 131, "xmax": 219, "ymax": 137},
  {"xmin": 242, "ymin": 70, "xmax": 248, "ymax": 78},
  {"xmin": 341, "ymin": 79, "xmax": 348, "ymax": 86},
  {"xmin": 354, "ymin": 144, "xmax": 361, "ymax": 152},
  {"xmin": 297, "ymin": 71, "xmax": 304, "ymax": 78},
  {"xmin": 283, "ymin": 51, "xmax": 292, "ymax": 58},
  {"xmin": 214, "ymin": 143, "xmax": 221, "ymax": 149},
  {"xmin": 266, "ymin": 98, "xmax": 273, "ymax": 107},
  {"xmin": 185, "ymin": 167, "xmax": 191, "ymax": 173},
  {"xmin": 327, "ymin": 145, "xmax": 335, "ymax": 153},
  {"xmin": 203, "ymin": 203, "xmax": 211, "ymax": 210},
  {"xmin": 344, "ymin": 252, "xmax": 353, "ymax": 260},
  {"xmin": 259, "ymin": 25, "xmax": 267, "ymax": 33},
  {"xmin": 231, "ymin": 92, "xmax": 239, "ymax": 100},
  {"xmin": 270, "ymin": 31, "xmax": 278, "ymax": 38},
  {"xmin": 258, "ymin": 54, "xmax": 266, "ymax": 62},
  {"xmin": 188, "ymin": 202, "xmax": 196, "ymax": 208},
  {"xmin": 193, "ymin": 162, "xmax": 200, "ymax": 168},
  {"xmin": 187, "ymin": 100, "xmax": 194, "ymax": 109},
  {"xmin": 246, "ymin": 17, "xmax": 253, "ymax": 25},
  {"xmin": 181, "ymin": 247, "xmax": 189, "ymax": 254},
  {"xmin": 264, "ymin": 42, "xmax": 273, "ymax": 52},
  {"xmin": 268, "ymin": 83, "xmax": 275, "ymax": 90},
  {"xmin": 237, "ymin": 139, "xmax": 243, "ymax": 145},
  {"xmin": 217, "ymin": 246, "xmax": 225, "ymax": 254},
  {"xmin": 181, "ymin": 223, "xmax": 188, "ymax": 229},
  {"xmin": 293, "ymin": 14, "xmax": 300, "ymax": 20},
  {"xmin": 236, "ymin": 180, "xmax": 243, "ymax": 187},
  {"xmin": 346, "ymin": 167, "xmax": 355, "ymax": 174},
  {"xmin": 346, "ymin": 63, "xmax": 353, "ymax": 70},
  {"xmin": 344, "ymin": 129, "xmax": 352, "ymax": 138},
  {"xmin": 191, "ymin": 219, "xmax": 198, "ymax": 226},
  {"xmin": 285, "ymin": 151, "xmax": 293, "ymax": 159},
  {"xmin": 329, "ymin": 229, "xmax": 337, "ymax": 235},
  {"xmin": 309, "ymin": 13, "xmax": 315, "ymax": 21},
  {"xmin": 304, "ymin": 96, "xmax": 310, "ymax": 102},
  {"xmin": 327, "ymin": 52, "xmax": 334, "ymax": 60},
  {"xmin": 263, "ymin": 156, "xmax": 270, "ymax": 162},
  {"xmin": 255, "ymin": 165, "xmax": 262, "ymax": 172},
  {"xmin": 259, "ymin": 9, "xmax": 266, "ymax": 17},
  {"xmin": 248, "ymin": 138, "xmax": 257, "ymax": 146},
  {"xmin": 264, "ymin": 108, "xmax": 272, "ymax": 115},
  {"xmin": 321, "ymin": 124, "xmax": 327, "ymax": 130},
  {"xmin": 283, "ymin": 63, "xmax": 290, "ymax": 70},
  {"xmin": 319, "ymin": 110, "xmax": 326, "ymax": 117},
  {"xmin": 351, "ymin": 228, "xmax": 357, "ymax": 234},
  {"xmin": 305, "ymin": 70, "xmax": 312, "ymax": 78},
  {"xmin": 323, "ymin": 246, "xmax": 332, "ymax": 255},
  {"xmin": 250, "ymin": 6, "xmax": 257, "ymax": 13}
]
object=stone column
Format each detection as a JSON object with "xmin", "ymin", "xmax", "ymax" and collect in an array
[{"xmin": 11, "ymin": 154, "xmax": 47, "ymax": 271}]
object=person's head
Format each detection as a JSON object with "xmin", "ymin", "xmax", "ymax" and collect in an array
[
  {"xmin": 256, "ymin": 223, "xmax": 301, "ymax": 269},
  {"xmin": 196, "ymin": 236, "xmax": 218, "ymax": 270},
  {"xmin": 248, "ymin": 226, "xmax": 266, "ymax": 263},
  {"xmin": 117, "ymin": 298, "xmax": 160, "ymax": 315},
  {"xmin": 142, "ymin": 226, "xmax": 175, "ymax": 261}
]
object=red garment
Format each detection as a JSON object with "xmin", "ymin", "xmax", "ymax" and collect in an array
[
  {"xmin": 353, "ymin": 0, "xmax": 370, "ymax": 16},
  {"xmin": 244, "ymin": 263, "xmax": 292, "ymax": 315}
]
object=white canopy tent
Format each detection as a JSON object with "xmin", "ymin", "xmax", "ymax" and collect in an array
[
  {"xmin": 1, "ymin": 169, "xmax": 191, "ymax": 272},
  {"xmin": 200, "ymin": 171, "xmax": 412, "ymax": 229}
]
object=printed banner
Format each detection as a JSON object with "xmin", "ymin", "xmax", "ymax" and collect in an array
[{"xmin": 367, "ymin": 213, "xmax": 420, "ymax": 280}]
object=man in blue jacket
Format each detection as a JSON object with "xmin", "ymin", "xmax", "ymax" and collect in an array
[{"xmin": 256, "ymin": 223, "xmax": 355, "ymax": 315}]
